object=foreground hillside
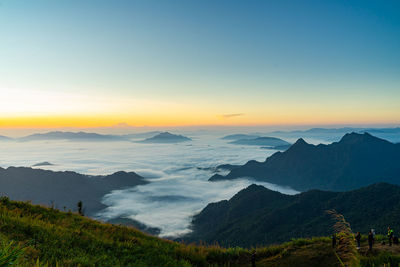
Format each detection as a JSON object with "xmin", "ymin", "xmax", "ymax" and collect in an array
[
  {"xmin": 1, "ymin": 197, "xmax": 400, "ymax": 266},
  {"xmin": 184, "ymin": 183, "xmax": 400, "ymax": 247},
  {"xmin": 0, "ymin": 167, "xmax": 147, "ymax": 216}
]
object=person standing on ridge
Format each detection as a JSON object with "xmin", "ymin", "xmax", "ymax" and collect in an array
[
  {"xmin": 251, "ymin": 251, "xmax": 256, "ymax": 267},
  {"xmin": 355, "ymin": 232, "xmax": 361, "ymax": 249},
  {"xmin": 368, "ymin": 230, "xmax": 374, "ymax": 251},
  {"xmin": 332, "ymin": 233, "xmax": 337, "ymax": 248},
  {"xmin": 388, "ymin": 227, "xmax": 394, "ymax": 246}
]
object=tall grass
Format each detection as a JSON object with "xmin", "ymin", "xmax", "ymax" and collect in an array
[
  {"xmin": 0, "ymin": 240, "xmax": 24, "ymax": 266},
  {"xmin": 2, "ymin": 196, "xmax": 400, "ymax": 266},
  {"xmin": 326, "ymin": 209, "xmax": 359, "ymax": 266}
]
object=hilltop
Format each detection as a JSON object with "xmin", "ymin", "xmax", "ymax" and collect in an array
[
  {"xmin": 0, "ymin": 167, "xmax": 147, "ymax": 216},
  {"xmin": 184, "ymin": 183, "xmax": 400, "ymax": 247},
  {"xmin": 211, "ymin": 133, "xmax": 400, "ymax": 191},
  {"xmin": 139, "ymin": 132, "xmax": 191, "ymax": 143}
]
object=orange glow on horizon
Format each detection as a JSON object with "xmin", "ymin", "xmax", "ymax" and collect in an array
[{"xmin": 1, "ymin": 114, "xmax": 399, "ymax": 128}]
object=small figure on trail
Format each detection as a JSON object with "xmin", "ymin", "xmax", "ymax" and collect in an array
[
  {"xmin": 332, "ymin": 233, "xmax": 337, "ymax": 248},
  {"xmin": 368, "ymin": 230, "xmax": 374, "ymax": 251},
  {"xmin": 77, "ymin": 200, "xmax": 84, "ymax": 216},
  {"xmin": 393, "ymin": 236, "xmax": 399, "ymax": 245},
  {"xmin": 388, "ymin": 227, "xmax": 394, "ymax": 246},
  {"xmin": 355, "ymin": 232, "xmax": 361, "ymax": 249},
  {"xmin": 251, "ymin": 250, "xmax": 256, "ymax": 267}
]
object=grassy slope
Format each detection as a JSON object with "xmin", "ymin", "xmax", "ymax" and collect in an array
[{"xmin": 0, "ymin": 197, "xmax": 399, "ymax": 266}]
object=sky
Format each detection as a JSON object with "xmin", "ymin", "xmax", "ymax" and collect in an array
[{"xmin": 1, "ymin": 0, "xmax": 399, "ymax": 128}]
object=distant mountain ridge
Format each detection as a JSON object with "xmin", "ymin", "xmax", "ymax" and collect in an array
[
  {"xmin": 139, "ymin": 132, "xmax": 191, "ymax": 143},
  {"xmin": 0, "ymin": 135, "xmax": 12, "ymax": 141},
  {"xmin": 32, "ymin": 161, "xmax": 54, "ymax": 167},
  {"xmin": 221, "ymin": 134, "xmax": 260, "ymax": 140},
  {"xmin": 184, "ymin": 182, "xmax": 400, "ymax": 247},
  {"xmin": 0, "ymin": 131, "xmax": 168, "ymax": 142},
  {"xmin": 0, "ymin": 167, "xmax": 147, "ymax": 216},
  {"xmin": 121, "ymin": 131, "xmax": 162, "ymax": 139},
  {"xmin": 19, "ymin": 131, "xmax": 127, "ymax": 142},
  {"xmin": 229, "ymin": 136, "xmax": 290, "ymax": 148},
  {"xmin": 210, "ymin": 132, "xmax": 400, "ymax": 191},
  {"xmin": 266, "ymin": 127, "xmax": 400, "ymax": 143}
]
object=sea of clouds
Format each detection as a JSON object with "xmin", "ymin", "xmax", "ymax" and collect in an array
[{"xmin": 0, "ymin": 131, "xmax": 332, "ymax": 237}]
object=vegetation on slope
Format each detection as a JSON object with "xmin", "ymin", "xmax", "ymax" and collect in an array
[
  {"xmin": 185, "ymin": 183, "xmax": 400, "ymax": 247},
  {"xmin": 1, "ymin": 197, "xmax": 400, "ymax": 266}
]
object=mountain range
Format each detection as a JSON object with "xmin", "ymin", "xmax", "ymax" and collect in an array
[
  {"xmin": 184, "ymin": 182, "xmax": 400, "ymax": 247},
  {"xmin": 210, "ymin": 132, "xmax": 400, "ymax": 191},
  {"xmin": 0, "ymin": 131, "xmax": 192, "ymax": 144},
  {"xmin": 265, "ymin": 127, "xmax": 400, "ymax": 143},
  {"xmin": 18, "ymin": 131, "xmax": 127, "ymax": 142},
  {"xmin": 121, "ymin": 131, "xmax": 162, "ymax": 139},
  {"xmin": 221, "ymin": 134, "xmax": 260, "ymax": 140}
]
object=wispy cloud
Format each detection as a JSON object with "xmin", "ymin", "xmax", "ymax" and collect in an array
[{"xmin": 217, "ymin": 113, "xmax": 245, "ymax": 119}]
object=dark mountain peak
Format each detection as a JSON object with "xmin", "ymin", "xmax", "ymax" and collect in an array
[
  {"xmin": 287, "ymin": 138, "xmax": 310, "ymax": 150},
  {"xmin": 244, "ymin": 183, "xmax": 267, "ymax": 192},
  {"xmin": 106, "ymin": 171, "xmax": 141, "ymax": 179},
  {"xmin": 185, "ymin": 182, "xmax": 400, "ymax": 247},
  {"xmin": 158, "ymin": 132, "xmax": 175, "ymax": 137},
  {"xmin": 231, "ymin": 184, "xmax": 292, "ymax": 203},
  {"xmin": 209, "ymin": 174, "xmax": 225, "ymax": 181},
  {"xmin": 217, "ymin": 132, "xmax": 400, "ymax": 191},
  {"xmin": 140, "ymin": 132, "xmax": 191, "ymax": 143},
  {"xmin": 338, "ymin": 132, "xmax": 389, "ymax": 145},
  {"xmin": 294, "ymin": 138, "xmax": 308, "ymax": 145},
  {"xmin": 0, "ymin": 166, "xmax": 147, "ymax": 216},
  {"xmin": 32, "ymin": 162, "xmax": 54, "ymax": 167}
]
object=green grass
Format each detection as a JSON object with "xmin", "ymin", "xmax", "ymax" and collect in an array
[
  {"xmin": 1, "ymin": 196, "xmax": 400, "ymax": 266},
  {"xmin": 0, "ymin": 240, "xmax": 25, "ymax": 266}
]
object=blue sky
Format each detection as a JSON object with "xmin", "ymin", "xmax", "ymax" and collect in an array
[{"xmin": 0, "ymin": 0, "xmax": 399, "ymax": 126}]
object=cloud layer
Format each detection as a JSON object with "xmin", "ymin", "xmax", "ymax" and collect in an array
[{"xmin": 0, "ymin": 132, "xmax": 298, "ymax": 237}]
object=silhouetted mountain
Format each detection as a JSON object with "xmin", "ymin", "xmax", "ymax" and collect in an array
[
  {"xmin": 121, "ymin": 131, "xmax": 162, "ymax": 139},
  {"xmin": 0, "ymin": 167, "xmax": 147, "ymax": 216},
  {"xmin": 184, "ymin": 183, "xmax": 400, "ymax": 247},
  {"xmin": 229, "ymin": 137, "xmax": 290, "ymax": 148},
  {"xmin": 215, "ymin": 164, "xmax": 241, "ymax": 171},
  {"xmin": 0, "ymin": 135, "xmax": 12, "ymax": 141},
  {"xmin": 210, "ymin": 133, "xmax": 400, "ymax": 191},
  {"xmin": 139, "ymin": 132, "xmax": 191, "ymax": 143},
  {"xmin": 19, "ymin": 131, "xmax": 127, "ymax": 142},
  {"xmin": 221, "ymin": 134, "xmax": 259, "ymax": 140},
  {"xmin": 266, "ymin": 127, "xmax": 400, "ymax": 143},
  {"xmin": 32, "ymin": 161, "xmax": 54, "ymax": 167}
]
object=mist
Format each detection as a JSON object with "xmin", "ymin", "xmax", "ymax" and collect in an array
[{"xmin": 1, "ymin": 128, "xmax": 398, "ymax": 237}]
